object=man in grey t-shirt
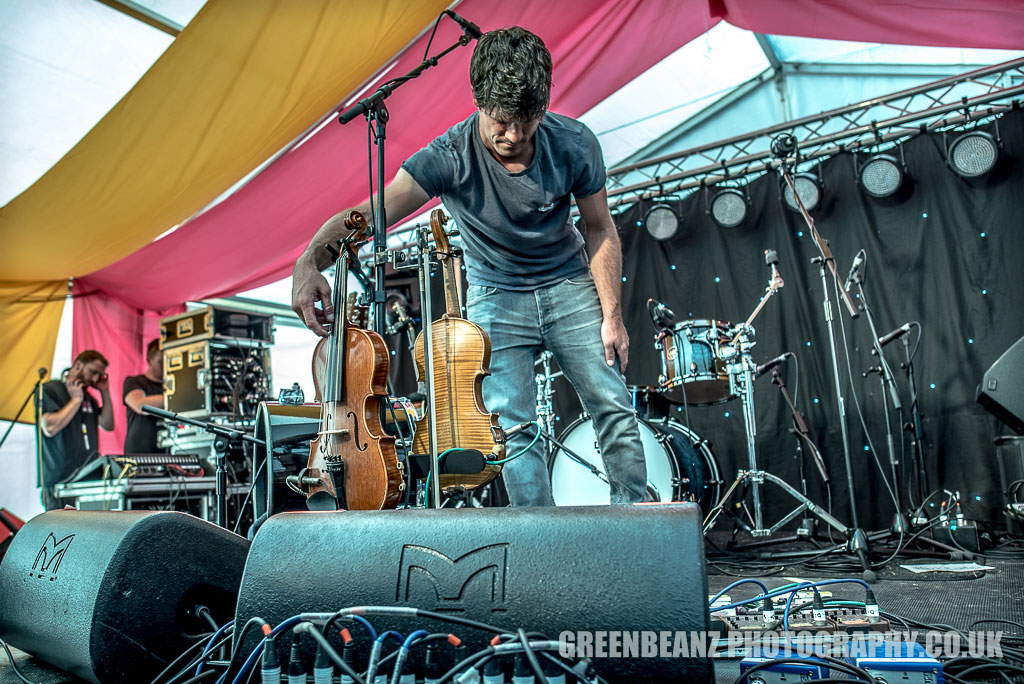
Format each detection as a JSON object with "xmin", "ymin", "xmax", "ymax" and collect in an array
[{"xmin": 291, "ymin": 27, "xmax": 647, "ymax": 506}]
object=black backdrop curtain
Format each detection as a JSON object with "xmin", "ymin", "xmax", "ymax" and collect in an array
[
  {"xmin": 570, "ymin": 108, "xmax": 1024, "ymax": 530},
  {"xmin": 389, "ymin": 109, "xmax": 1024, "ymax": 530}
]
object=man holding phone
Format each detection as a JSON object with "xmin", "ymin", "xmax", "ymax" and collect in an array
[{"xmin": 37, "ymin": 350, "xmax": 114, "ymax": 509}]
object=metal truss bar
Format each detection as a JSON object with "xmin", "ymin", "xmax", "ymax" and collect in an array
[
  {"xmin": 604, "ymin": 97, "xmax": 1021, "ymax": 208},
  {"xmin": 607, "ymin": 57, "xmax": 1024, "ymax": 179}
]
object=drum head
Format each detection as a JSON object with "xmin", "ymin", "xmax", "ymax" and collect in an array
[
  {"xmin": 549, "ymin": 417, "xmax": 677, "ymax": 506},
  {"xmin": 548, "ymin": 417, "xmax": 722, "ymax": 512}
]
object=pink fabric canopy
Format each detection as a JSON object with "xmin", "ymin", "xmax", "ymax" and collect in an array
[
  {"xmin": 74, "ymin": 0, "xmax": 1024, "ymax": 452},
  {"xmin": 79, "ymin": 0, "xmax": 718, "ymax": 451}
]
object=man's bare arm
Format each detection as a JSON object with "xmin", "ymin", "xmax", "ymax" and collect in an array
[
  {"xmin": 292, "ymin": 169, "xmax": 430, "ymax": 336},
  {"xmin": 576, "ymin": 187, "xmax": 630, "ymax": 372},
  {"xmin": 41, "ymin": 380, "xmax": 83, "ymax": 437},
  {"xmin": 125, "ymin": 389, "xmax": 163, "ymax": 414}
]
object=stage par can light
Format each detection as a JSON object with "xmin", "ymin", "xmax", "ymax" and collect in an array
[
  {"xmin": 949, "ymin": 130, "xmax": 999, "ymax": 178},
  {"xmin": 709, "ymin": 188, "xmax": 748, "ymax": 228},
  {"xmin": 781, "ymin": 172, "xmax": 821, "ymax": 213},
  {"xmin": 645, "ymin": 203, "xmax": 680, "ymax": 241},
  {"xmin": 859, "ymin": 154, "xmax": 904, "ymax": 198}
]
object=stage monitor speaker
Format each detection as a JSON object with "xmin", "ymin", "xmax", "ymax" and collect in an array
[
  {"xmin": 0, "ymin": 508, "xmax": 24, "ymax": 564},
  {"xmin": 977, "ymin": 335, "xmax": 1024, "ymax": 434},
  {"xmin": 0, "ymin": 510, "xmax": 250, "ymax": 684},
  {"xmin": 234, "ymin": 504, "xmax": 711, "ymax": 683}
]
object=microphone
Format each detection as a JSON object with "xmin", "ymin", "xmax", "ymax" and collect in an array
[
  {"xmin": 878, "ymin": 322, "xmax": 913, "ymax": 347},
  {"xmin": 384, "ymin": 318, "xmax": 413, "ymax": 337},
  {"xmin": 756, "ymin": 352, "xmax": 794, "ymax": 377},
  {"xmin": 445, "ymin": 9, "xmax": 482, "ymax": 39},
  {"xmin": 844, "ymin": 249, "xmax": 865, "ymax": 291},
  {"xmin": 648, "ymin": 299, "xmax": 676, "ymax": 329},
  {"xmin": 38, "ymin": 367, "xmax": 47, "ymax": 379}
]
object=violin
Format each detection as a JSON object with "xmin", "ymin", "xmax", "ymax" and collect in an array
[
  {"xmin": 412, "ymin": 210, "xmax": 501, "ymax": 491},
  {"xmin": 306, "ymin": 211, "xmax": 402, "ymax": 510}
]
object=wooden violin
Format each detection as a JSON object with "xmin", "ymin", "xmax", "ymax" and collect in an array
[
  {"xmin": 412, "ymin": 209, "xmax": 501, "ymax": 491},
  {"xmin": 306, "ymin": 211, "xmax": 402, "ymax": 510}
]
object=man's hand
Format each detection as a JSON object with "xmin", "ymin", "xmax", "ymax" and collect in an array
[
  {"xmin": 66, "ymin": 378, "xmax": 84, "ymax": 403},
  {"xmin": 601, "ymin": 315, "xmax": 630, "ymax": 373},
  {"xmin": 94, "ymin": 372, "xmax": 109, "ymax": 394},
  {"xmin": 292, "ymin": 259, "xmax": 334, "ymax": 337}
]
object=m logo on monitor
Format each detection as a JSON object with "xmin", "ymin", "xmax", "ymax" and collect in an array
[
  {"xmin": 396, "ymin": 543, "xmax": 509, "ymax": 612},
  {"xmin": 30, "ymin": 533, "xmax": 74, "ymax": 581}
]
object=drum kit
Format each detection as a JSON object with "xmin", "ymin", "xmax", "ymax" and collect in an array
[{"xmin": 546, "ymin": 248, "xmax": 848, "ymax": 542}]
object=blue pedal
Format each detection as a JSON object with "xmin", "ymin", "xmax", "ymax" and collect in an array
[
  {"xmin": 740, "ymin": 646, "xmax": 829, "ymax": 683},
  {"xmin": 846, "ymin": 641, "xmax": 943, "ymax": 684}
]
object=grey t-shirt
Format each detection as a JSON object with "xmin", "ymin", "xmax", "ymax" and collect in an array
[{"xmin": 402, "ymin": 111, "xmax": 606, "ymax": 290}]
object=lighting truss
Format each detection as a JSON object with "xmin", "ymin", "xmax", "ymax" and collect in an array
[{"xmin": 599, "ymin": 57, "xmax": 1024, "ymax": 209}]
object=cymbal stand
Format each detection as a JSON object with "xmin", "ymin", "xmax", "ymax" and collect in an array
[{"xmin": 703, "ymin": 333, "xmax": 848, "ymax": 542}]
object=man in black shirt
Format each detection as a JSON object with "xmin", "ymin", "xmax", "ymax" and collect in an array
[
  {"xmin": 123, "ymin": 338, "xmax": 166, "ymax": 453},
  {"xmin": 37, "ymin": 349, "xmax": 114, "ymax": 509}
]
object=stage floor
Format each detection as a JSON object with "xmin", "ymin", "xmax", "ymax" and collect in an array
[{"xmin": 3, "ymin": 557, "xmax": 1022, "ymax": 684}]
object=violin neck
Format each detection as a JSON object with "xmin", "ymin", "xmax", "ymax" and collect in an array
[
  {"xmin": 325, "ymin": 255, "xmax": 350, "ymax": 402},
  {"xmin": 441, "ymin": 253, "xmax": 462, "ymax": 318}
]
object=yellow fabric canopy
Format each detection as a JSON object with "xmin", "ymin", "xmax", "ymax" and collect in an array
[
  {"xmin": 0, "ymin": 0, "xmax": 447, "ymax": 420},
  {"xmin": 0, "ymin": 280, "xmax": 67, "ymax": 423},
  {"xmin": 0, "ymin": 0, "xmax": 448, "ymax": 281}
]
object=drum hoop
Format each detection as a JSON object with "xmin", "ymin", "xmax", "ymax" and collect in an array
[
  {"xmin": 551, "ymin": 415, "xmax": 680, "ymax": 478},
  {"xmin": 659, "ymin": 418, "xmax": 723, "ymax": 505}
]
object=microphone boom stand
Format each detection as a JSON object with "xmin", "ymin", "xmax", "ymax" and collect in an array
[
  {"xmin": 0, "ymin": 369, "xmax": 47, "ymax": 452},
  {"xmin": 774, "ymin": 136, "xmax": 874, "ymax": 579},
  {"xmin": 142, "ymin": 405, "xmax": 262, "ymax": 529},
  {"xmin": 338, "ymin": 26, "xmax": 476, "ymax": 510},
  {"xmin": 853, "ymin": 271, "xmax": 908, "ymax": 534}
]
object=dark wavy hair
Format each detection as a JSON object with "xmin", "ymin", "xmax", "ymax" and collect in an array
[
  {"xmin": 470, "ymin": 27, "xmax": 552, "ymax": 122},
  {"xmin": 74, "ymin": 349, "xmax": 109, "ymax": 367},
  {"xmin": 146, "ymin": 338, "xmax": 161, "ymax": 361}
]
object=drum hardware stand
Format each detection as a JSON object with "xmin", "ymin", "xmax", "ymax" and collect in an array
[
  {"xmin": 534, "ymin": 351, "xmax": 563, "ymax": 462},
  {"xmin": 703, "ymin": 343, "xmax": 849, "ymax": 545},
  {"xmin": 771, "ymin": 364, "xmax": 833, "ymax": 538},
  {"xmin": 851, "ymin": 264, "xmax": 910, "ymax": 536},
  {"xmin": 772, "ymin": 133, "xmax": 874, "ymax": 578}
]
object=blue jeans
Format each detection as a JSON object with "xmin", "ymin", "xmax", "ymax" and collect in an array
[{"xmin": 466, "ymin": 273, "xmax": 648, "ymax": 506}]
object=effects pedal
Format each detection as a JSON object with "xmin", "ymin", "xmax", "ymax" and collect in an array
[
  {"xmin": 846, "ymin": 641, "xmax": 943, "ymax": 684},
  {"xmin": 740, "ymin": 647, "xmax": 829, "ymax": 683},
  {"xmin": 931, "ymin": 519, "xmax": 980, "ymax": 553}
]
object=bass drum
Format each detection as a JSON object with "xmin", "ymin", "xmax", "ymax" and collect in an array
[{"xmin": 549, "ymin": 416, "xmax": 721, "ymax": 511}]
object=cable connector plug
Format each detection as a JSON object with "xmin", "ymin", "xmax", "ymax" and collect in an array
[
  {"xmin": 261, "ymin": 628, "xmax": 281, "ymax": 684},
  {"xmin": 811, "ymin": 589, "xmax": 827, "ymax": 626},
  {"xmin": 339, "ymin": 634, "xmax": 358, "ymax": 684},
  {"xmin": 864, "ymin": 587, "xmax": 880, "ymax": 622},
  {"xmin": 287, "ymin": 634, "xmax": 306, "ymax": 684},
  {"xmin": 761, "ymin": 596, "xmax": 776, "ymax": 626}
]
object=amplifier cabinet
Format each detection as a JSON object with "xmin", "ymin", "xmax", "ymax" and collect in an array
[
  {"xmin": 161, "ymin": 305, "xmax": 275, "ymax": 347},
  {"xmin": 163, "ymin": 338, "xmax": 272, "ymax": 418}
]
